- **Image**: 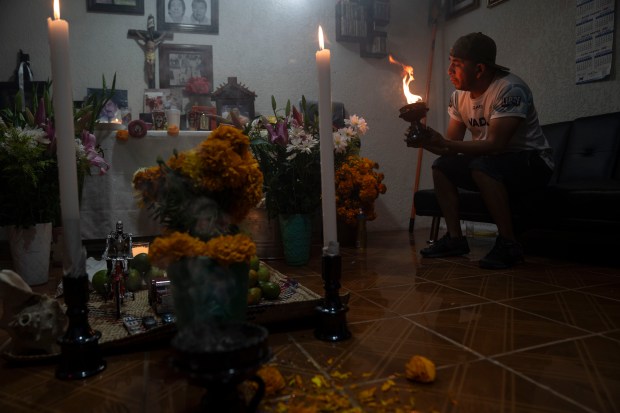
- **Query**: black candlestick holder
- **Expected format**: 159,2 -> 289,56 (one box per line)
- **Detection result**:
171,321 -> 270,413
399,101 -> 432,147
56,275 -> 106,380
315,251 -> 351,342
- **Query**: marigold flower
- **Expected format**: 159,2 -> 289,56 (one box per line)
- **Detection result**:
204,234 -> 256,266
116,129 -> 129,140
256,365 -> 286,396
404,355 -> 436,383
167,125 -> 179,136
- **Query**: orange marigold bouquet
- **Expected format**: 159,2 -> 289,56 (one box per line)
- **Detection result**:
132,125 -> 263,268
335,156 -> 387,226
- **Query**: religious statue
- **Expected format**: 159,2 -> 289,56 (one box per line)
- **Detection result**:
127,15 -> 172,88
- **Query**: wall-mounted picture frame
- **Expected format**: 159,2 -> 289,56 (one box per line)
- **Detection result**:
446,0 -> 479,19
157,0 -> 219,34
158,44 -> 213,90
487,0 -> 508,7
86,0 -> 144,15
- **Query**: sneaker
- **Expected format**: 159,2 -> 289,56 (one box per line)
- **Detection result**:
479,236 -> 524,269
420,233 -> 470,258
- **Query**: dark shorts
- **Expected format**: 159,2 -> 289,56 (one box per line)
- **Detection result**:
432,151 -> 553,195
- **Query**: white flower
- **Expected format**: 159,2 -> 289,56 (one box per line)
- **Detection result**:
345,114 -> 368,135
286,134 -> 317,158
19,126 -> 49,147
333,131 -> 350,154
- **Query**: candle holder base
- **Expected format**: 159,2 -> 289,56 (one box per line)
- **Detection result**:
314,254 -> 351,342
56,275 -> 106,380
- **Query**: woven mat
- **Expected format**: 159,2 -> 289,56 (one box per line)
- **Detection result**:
2,263 -> 321,362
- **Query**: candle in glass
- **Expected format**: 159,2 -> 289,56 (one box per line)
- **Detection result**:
316,26 -> 339,254
48,0 -> 82,276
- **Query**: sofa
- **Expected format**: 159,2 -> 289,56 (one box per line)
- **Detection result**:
413,111 -> 620,250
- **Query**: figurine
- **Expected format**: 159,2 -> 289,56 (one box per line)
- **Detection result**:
128,15 -> 170,88
102,220 -> 134,276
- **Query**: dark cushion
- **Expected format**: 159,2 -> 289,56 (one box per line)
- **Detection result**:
541,121 -> 571,184
557,112 -> 620,182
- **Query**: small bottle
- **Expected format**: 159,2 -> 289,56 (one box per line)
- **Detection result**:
355,209 -> 367,250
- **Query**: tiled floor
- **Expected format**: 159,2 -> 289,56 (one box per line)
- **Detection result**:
1,229 -> 619,412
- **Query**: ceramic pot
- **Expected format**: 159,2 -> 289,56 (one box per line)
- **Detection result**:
8,222 -> 52,286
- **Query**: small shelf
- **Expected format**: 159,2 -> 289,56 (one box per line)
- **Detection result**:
335,0 -> 390,59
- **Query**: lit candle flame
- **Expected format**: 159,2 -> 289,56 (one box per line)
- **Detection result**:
389,55 -> 422,104
53,0 -> 60,20
318,25 -> 325,50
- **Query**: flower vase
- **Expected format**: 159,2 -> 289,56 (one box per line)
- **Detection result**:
278,214 -> 312,266
166,257 -> 249,331
8,222 -> 52,286
336,220 -> 357,249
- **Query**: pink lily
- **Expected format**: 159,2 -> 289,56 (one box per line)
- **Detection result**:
81,130 -> 110,175
263,118 -> 289,146
292,105 -> 303,126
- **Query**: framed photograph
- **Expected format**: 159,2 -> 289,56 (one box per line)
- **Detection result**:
86,88 -> 128,122
158,44 -> 213,91
157,0 -> 219,34
144,89 -> 184,113
446,0 -> 479,19
86,0 -> 144,15
487,0 -> 508,7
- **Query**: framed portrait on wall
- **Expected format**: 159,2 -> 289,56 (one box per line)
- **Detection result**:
487,0 -> 508,7
157,0 -> 219,34
158,44 -> 213,90
446,0 -> 479,19
86,0 -> 144,15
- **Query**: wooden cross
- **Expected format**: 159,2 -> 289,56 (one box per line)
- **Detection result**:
127,15 -> 173,88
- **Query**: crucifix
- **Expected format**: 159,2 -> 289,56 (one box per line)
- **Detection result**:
127,14 -> 173,89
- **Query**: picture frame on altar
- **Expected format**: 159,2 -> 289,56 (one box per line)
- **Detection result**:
143,89 -> 183,113
158,44 -> 214,90
446,0 -> 479,19
156,0 -> 219,34
86,88 -> 128,123
86,0 -> 144,15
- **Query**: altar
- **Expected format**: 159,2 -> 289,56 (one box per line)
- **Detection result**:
80,131 -> 210,240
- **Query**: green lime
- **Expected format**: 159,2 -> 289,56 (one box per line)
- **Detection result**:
92,269 -> 109,294
248,287 -> 262,305
126,268 -> 143,292
145,266 -> 166,284
132,252 -> 151,274
248,269 -> 259,288
250,255 -> 260,271
257,265 -> 270,282
259,281 -> 281,300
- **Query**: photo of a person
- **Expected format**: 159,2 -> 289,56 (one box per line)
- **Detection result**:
87,88 -> 128,122
100,98 -> 121,122
190,0 -> 210,25
166,0 -> 187,23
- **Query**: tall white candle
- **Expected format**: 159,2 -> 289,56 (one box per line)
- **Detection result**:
48,0 -> 81,276
316,26 -> 339,255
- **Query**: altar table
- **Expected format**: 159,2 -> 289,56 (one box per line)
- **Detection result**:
80,131 -> 210,240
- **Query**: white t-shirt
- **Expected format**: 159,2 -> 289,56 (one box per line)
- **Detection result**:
448,71 -> 553,168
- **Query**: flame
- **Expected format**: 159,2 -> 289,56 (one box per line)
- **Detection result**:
389,55 -> 422,104
53,0 -> 60,20
318,26 -> 325,50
